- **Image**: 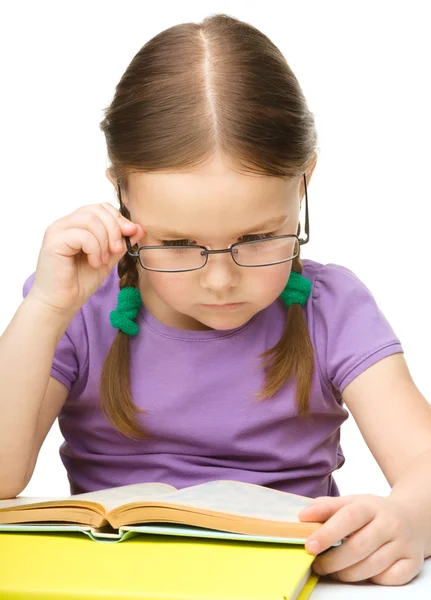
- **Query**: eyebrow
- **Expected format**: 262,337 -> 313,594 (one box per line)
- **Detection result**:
147,214 -> 290,238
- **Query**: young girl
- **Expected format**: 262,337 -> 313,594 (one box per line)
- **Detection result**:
1,12 -> 430,587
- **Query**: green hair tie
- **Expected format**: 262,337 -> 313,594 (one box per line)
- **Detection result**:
110,287 -> 143,336
280,271 -> 312,307
110,271 -> 311,337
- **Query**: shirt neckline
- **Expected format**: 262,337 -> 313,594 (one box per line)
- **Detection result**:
137,303 -> 260,340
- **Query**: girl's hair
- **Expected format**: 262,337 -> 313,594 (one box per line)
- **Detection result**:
99,13 -> 318,440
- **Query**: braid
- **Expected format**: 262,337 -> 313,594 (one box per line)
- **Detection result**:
117,203 -> 140,291
117,250 -> 140,291
254,220 -> 315,416
99,197 -> 149,441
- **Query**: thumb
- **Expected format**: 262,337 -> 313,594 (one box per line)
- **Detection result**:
130,224 -> 146,247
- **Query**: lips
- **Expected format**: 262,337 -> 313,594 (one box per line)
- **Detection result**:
203,302 -> 242,305
206,303 -> 240,306
201,302 -> 245,310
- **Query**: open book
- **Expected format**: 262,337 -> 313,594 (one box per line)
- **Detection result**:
0,479 -> 332,545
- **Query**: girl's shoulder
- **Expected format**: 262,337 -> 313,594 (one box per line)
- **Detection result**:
302,257 -> 363,284
22,267 -> 120,353
301,258 -> 377,301
21,268 -> 122,391
302,258 -> 403,397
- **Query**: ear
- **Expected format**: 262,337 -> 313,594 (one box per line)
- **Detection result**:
105,168 -> 129,208
307,153 -> 318,180
105,167 -> 118,188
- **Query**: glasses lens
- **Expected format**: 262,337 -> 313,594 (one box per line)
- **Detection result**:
139,246 -> 206,272
138,236 -> 299,272
233,236 -> 299,266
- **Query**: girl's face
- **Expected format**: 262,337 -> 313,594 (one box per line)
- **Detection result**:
107,156 -> 305,331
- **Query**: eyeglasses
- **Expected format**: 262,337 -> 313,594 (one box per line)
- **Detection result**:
118,172 -> 310,273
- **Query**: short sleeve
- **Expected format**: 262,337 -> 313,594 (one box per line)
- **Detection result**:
22,272 -> 87,391
312,263 -> 404,396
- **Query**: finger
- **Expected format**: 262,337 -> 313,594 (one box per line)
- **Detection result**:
100,202 -> 144,235
304,501 -> 375,554
55,205 -> 137,264
313,518 -> 393,575
319,540 -> 402,584
299,496 -> 355,522
54,209 -> 112,264
56,228 -> 104,269
100,201 -> 138,231
371,554 -> 423,586
99,202 -> 145,253
94,203 -> 134,258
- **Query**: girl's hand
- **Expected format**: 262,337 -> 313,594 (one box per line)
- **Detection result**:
28,202 -> 145,318
298,494 -> 425,585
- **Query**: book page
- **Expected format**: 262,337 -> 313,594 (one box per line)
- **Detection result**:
0,482 -> 177,512
71,482 -> 178,510
0,496 -> 70,510
160,480 -> 314,522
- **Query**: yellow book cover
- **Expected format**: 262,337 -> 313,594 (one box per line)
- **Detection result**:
0,531 -> 319,600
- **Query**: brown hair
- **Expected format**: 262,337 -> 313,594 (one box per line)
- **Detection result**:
99,13 -> 318,440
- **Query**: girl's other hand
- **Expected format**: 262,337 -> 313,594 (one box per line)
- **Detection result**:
28,202 -> 145,318
298,494 -> 424,585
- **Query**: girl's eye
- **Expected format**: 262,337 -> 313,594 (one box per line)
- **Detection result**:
240,232 -> 276,242
159,232 -> 277,247
160,239 -> 194,247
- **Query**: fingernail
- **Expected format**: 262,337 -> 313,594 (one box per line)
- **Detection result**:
307,540 -> 320,554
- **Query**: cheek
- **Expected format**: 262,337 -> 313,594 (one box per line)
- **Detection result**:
251,263 -> 292,301
146,272 -> 194,307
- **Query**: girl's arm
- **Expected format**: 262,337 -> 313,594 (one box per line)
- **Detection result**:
342,352 -> 431,555
297,352 -> 431,585
0,294 -> 73,498
342,353 -> 431,489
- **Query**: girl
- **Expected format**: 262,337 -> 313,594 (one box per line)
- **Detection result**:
1,13 -> 430,586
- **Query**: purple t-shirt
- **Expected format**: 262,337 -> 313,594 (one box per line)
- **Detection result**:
23,259 -> 403,498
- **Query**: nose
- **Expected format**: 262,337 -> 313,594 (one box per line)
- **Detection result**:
199,249 -> 240,292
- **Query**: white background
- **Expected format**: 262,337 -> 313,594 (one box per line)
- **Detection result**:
0,1 -> 429,499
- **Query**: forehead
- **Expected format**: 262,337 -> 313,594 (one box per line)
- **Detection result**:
127,167 -> 299,237
129,163 -> 295,191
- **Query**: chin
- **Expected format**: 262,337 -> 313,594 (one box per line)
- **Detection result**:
198,311 -> 254,330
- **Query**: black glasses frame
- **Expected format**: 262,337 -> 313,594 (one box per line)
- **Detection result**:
117,172 -> 310,273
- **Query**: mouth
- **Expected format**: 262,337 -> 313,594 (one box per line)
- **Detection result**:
201,303 -> 245,311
